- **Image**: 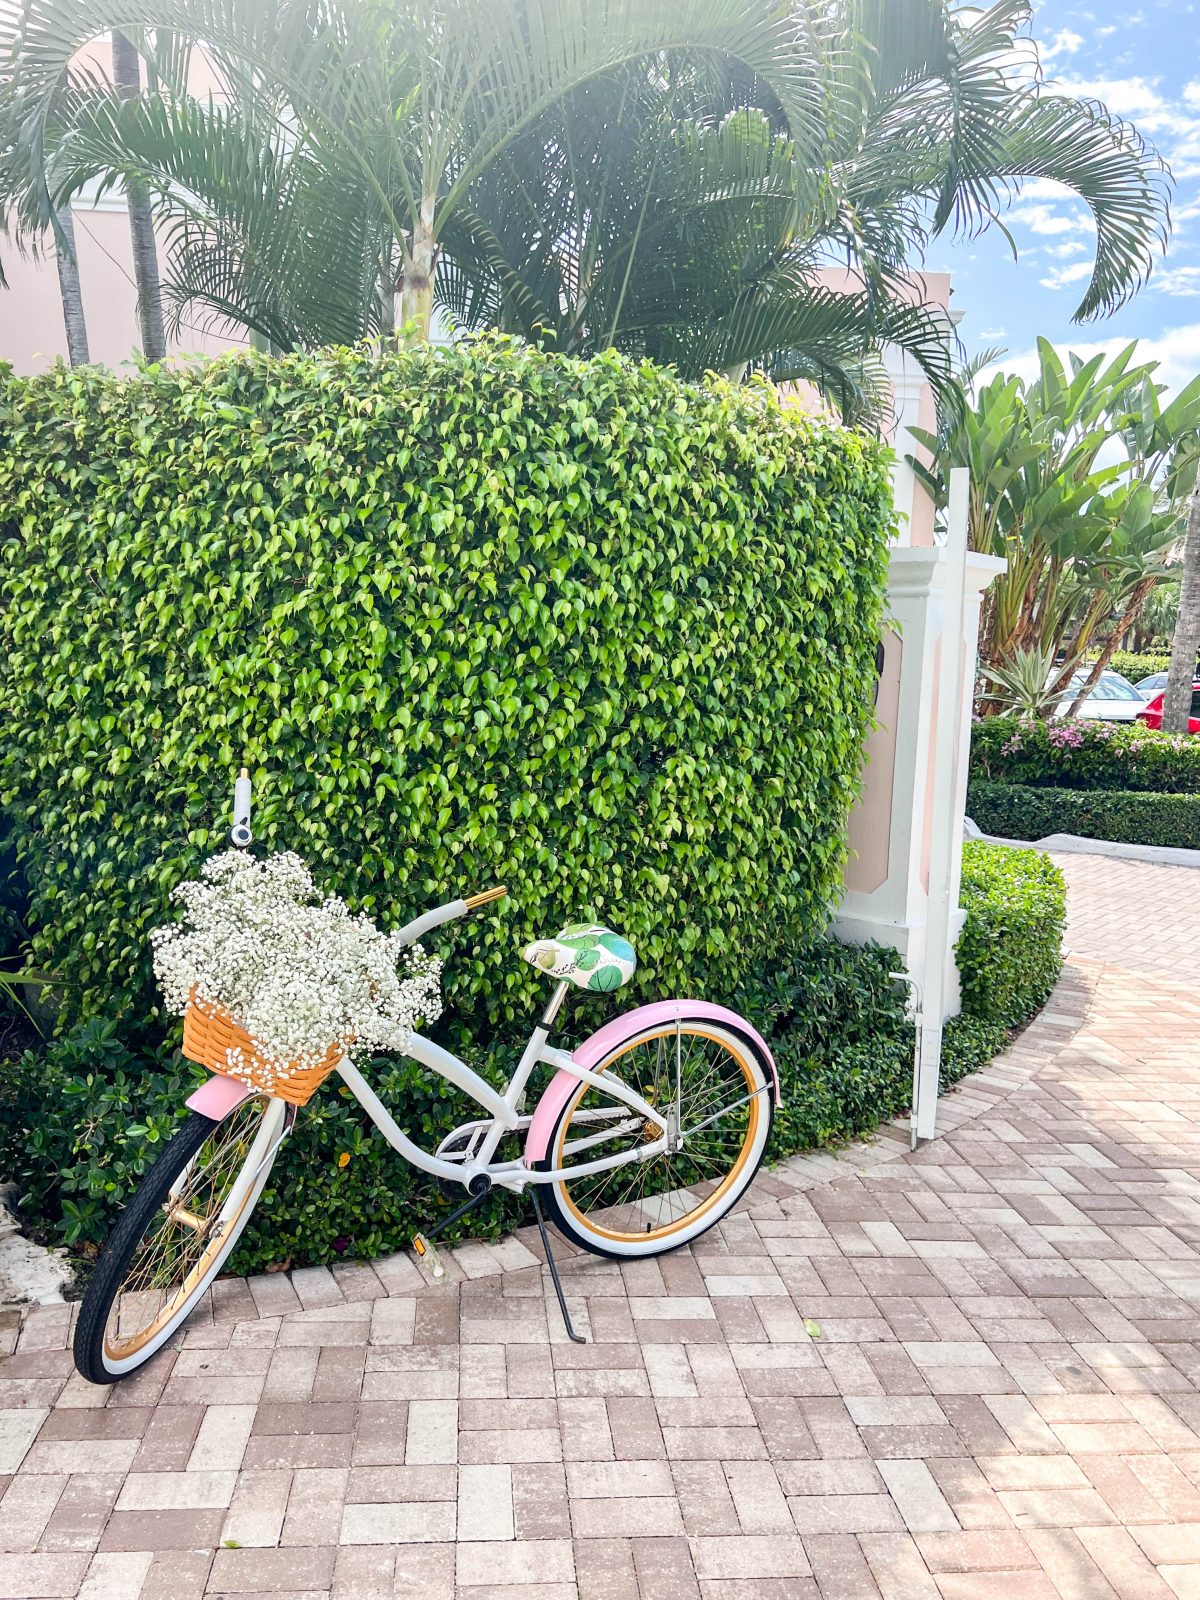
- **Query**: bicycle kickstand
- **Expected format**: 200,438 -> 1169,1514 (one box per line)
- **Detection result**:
530,1188 -> 586,1345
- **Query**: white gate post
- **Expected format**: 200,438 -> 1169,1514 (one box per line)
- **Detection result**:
912,469 -> 969,1141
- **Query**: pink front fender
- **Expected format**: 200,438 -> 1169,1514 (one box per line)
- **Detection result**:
186,1073 -> 255,1120
524,1001 -> 780,1166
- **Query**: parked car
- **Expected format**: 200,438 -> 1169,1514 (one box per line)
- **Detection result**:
1056,669 -> 1147,722
1134,670 -> 1169,697
1138,683 -> 1200,733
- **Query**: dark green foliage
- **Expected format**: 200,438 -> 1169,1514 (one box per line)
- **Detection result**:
0,336 -> 891,1034
969,779 -> 1200,851
955,840 -> 1065,1030
0,1019 -> 207,1247
4,840 -> 1063,1272
1108,650 -> 1171,682
971,715 -> 1200,794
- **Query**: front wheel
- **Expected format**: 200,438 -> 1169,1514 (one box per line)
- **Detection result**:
74,1095 -> 286,1384
537,1019 -> 774,1259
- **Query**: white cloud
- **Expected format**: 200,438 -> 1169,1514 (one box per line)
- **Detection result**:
1042,27 -> 1085,63
1011,177 -> 1077,202
1044,240 -> 1088,259
1184,81 -> 1200,111
1153,265 -> 1200,297
1039,261 -> 1094,290
1008,201 -> 1096,237
983,324 -> 1200,399
977,326 -> 1007,341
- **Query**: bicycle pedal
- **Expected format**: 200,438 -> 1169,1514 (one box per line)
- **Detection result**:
411,1232 -> 447,1283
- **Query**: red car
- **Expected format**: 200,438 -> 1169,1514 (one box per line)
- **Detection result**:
1138,683 -> 1200,733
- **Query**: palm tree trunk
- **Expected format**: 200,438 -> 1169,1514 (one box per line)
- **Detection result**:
1065,576 -> 1157,716
398,200 -> 436,341
53,203 -> 90,365
112,31 -> 166,361
1163,485 -> 1200,733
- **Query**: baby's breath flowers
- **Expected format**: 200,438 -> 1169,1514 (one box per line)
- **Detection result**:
153,850 -> 442,1090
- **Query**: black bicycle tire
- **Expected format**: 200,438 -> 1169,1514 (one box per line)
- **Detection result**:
534,1023 -> 775,1261
73,1109 -> 228,1384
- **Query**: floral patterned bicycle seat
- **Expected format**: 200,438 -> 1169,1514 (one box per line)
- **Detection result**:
521,923 -> 637,993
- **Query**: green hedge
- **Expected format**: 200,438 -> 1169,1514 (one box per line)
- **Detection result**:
1108,650 -> 1171,682
968,779 -> 1200,850
956,840 -> 1065,1029
971,716 -> 1200,794
1,846 -> 1062,1272
0,337 -> 890,1033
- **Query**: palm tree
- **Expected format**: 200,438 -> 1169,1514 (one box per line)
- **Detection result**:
0,69 -> 90,361
3,0 -> 1169,410
47,192 -> 88,361
1162,483 -> 1200,733
110,29 -> 165,359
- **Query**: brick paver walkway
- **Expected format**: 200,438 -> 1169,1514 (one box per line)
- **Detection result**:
4,853 -> 1200,1598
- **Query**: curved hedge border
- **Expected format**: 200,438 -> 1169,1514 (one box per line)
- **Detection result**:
956,839 -> 1066,1029
968,779 -> 1200,850
0,337 -> 891,1030
971,716 -> 1200,795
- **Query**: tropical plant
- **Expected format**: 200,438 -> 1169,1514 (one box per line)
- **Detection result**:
110,30 -> 165,359
1133,581 -> 1180,651
913,340 -> 1200,714
978,645 -> 1063,718
0,66 -> 89,360
1,0 -> 1169,415
1163,485 -> 1200,733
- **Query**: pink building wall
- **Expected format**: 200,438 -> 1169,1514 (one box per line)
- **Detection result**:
1,206 -> 246,372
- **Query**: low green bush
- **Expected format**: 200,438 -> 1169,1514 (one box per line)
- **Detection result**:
0,337 -> 891,1035
968,779 -> 1200,851
971,715 -> 1200,794
1108,650 -> 1172,682
955,840 -> 1065,1030
6,841 -> 1062,1272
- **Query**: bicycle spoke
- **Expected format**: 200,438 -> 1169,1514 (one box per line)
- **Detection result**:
103,1098 -> 270,1360
551,1027 -> 764,1244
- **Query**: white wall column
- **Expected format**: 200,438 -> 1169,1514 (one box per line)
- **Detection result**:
834,538 -> 1004,1030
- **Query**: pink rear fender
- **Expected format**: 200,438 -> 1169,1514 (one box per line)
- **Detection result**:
186,1073 -> 255,1120
524,1001 -> 780,1167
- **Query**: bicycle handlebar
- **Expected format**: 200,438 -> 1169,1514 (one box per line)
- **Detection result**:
395,886 -> 507,946
227,769 -> 505,940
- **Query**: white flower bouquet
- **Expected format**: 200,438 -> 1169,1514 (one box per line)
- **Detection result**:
152,850 -> 442,1097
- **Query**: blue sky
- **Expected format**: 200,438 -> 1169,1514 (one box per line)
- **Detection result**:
932,0 -> 1200,391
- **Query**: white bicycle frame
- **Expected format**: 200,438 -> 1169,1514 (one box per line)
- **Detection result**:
208,779 -> 674,1218
335,988 -> 670,1197
321,888 -> 674,1196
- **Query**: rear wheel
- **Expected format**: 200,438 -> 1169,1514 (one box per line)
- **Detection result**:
74,1096 -> 285,1384
537,1020 -> 773,1258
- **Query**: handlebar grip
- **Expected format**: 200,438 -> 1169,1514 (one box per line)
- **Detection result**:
231,768 -> 253,849
464,886 -> 508,910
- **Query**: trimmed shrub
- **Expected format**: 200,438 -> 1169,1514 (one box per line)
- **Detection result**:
971,715 -> 1200,795
1108,650 -> 1171,682
955,840 -> 1065,1030
0,337 -> 891,1036
968,779 -> 1200,851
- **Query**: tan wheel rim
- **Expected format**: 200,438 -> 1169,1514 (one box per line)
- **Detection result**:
102,1097 -> 269,1363
552,1026 -> 763,1245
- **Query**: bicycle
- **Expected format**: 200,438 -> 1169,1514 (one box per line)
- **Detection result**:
74,776 -> 779,1383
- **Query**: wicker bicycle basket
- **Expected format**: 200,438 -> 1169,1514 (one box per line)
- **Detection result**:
182,993 -> 345,1107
